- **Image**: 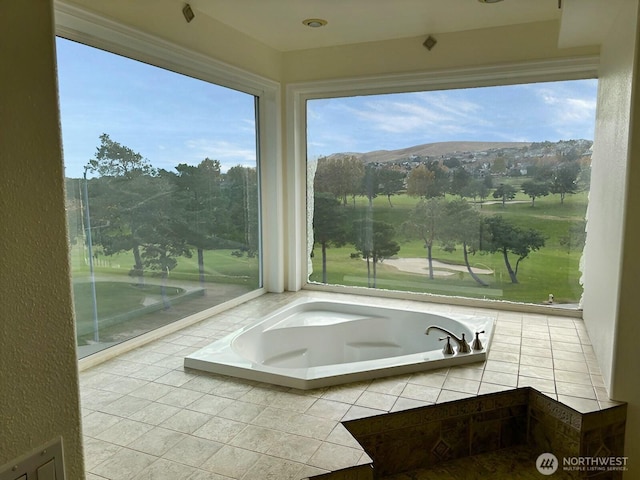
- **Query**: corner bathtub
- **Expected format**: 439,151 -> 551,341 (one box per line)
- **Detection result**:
184,298 -> 495,389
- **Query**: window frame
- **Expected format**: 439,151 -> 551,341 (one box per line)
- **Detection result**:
286,56 -> 599,314
54,1 -> 284,297
55,2 -> 286,367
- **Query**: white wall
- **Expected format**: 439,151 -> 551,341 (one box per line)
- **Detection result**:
0,0 -> 84,477
581,0 -> 640,474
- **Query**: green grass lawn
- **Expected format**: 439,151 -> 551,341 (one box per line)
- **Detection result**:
310,190 -> 587,305
69,187 -> 587,310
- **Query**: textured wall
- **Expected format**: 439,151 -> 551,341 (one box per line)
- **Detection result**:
0,0 -> 84,477
581,0 -> 640,475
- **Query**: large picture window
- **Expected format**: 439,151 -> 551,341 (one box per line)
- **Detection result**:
57,37 -> 262,357
307,79 -> 597,308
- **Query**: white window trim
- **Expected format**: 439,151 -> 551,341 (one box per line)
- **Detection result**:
286,56 -> 599,313
54,0 -> 284,294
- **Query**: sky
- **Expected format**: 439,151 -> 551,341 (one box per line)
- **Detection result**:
56,37 -> 598,178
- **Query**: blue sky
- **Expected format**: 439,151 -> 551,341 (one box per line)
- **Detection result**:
56,37 -> 598,178
307,80 -> 598,160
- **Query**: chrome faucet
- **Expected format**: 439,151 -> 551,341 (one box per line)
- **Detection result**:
425,326 -> 471,354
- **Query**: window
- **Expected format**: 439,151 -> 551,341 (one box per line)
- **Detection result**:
57,37 -> 263,357
306,79 -> 597,308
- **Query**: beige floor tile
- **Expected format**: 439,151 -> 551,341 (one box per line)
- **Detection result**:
408,371 -> 448,387
185,469 -> 232,480
447,363 -> 485,382
201,445 -> 262,478
437,389 -> 474,403
307,442 -> 363,471
304,398 -> 351,421
160,409 -> 212,434
517,376 -> 556,393
81,388 -> 124,411
484,359 -> 519,374
518,364 -> 554,381
557,395 -> 601,413
266,432 -> 322,462
129,402 -> 182,425
242,454 -> 306,480
129,426 -> 186,456
90,447 -> 157,480
555,381 -> 596,399
519,354 -> 553,369
193,416 -> 246,443
342,405 -> 385,422
95,418 -> 155,446
481,370 -> 518,387
400,383 -> 441,402
162,435 -> 223,468
553,370 -> 592,386
132,457 -> 197,480
390,397 -> 432,412
366,377 -> 407,396
99,395 -> 153,417
229,424 -> 284,453
187,394 -> 234,416
128,365 -> 173,382
155,370 -> 198,387
218,400 -> 265,423
354,391 -> 397,411
130,382 -> 176,401
442,376 -> 480,395
553,358 -> 590,373
82,411 -> 123,437
324,424 -> 363,449
157,388 -> 205,408
83,437 -> 122,470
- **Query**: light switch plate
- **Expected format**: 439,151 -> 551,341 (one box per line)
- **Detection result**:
0,437 -> 65,480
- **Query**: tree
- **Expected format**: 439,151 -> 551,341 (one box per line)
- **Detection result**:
166,158 -> 224,286
442,200 -> 488,286
312,193 -> 349,283
360,165 -> 379,207
87,134 -> 159,285
353,219 -> 400,288
377,167 -> 405,206
521,180 -> 550,207
402,198 -> 445,280
492,183 -> 517,207
314,156 -> 364,206
483,215 -> 545,284
223,165 -> 259,256
449,167 -> 472,198
461,178 -> 489,206
550,162 -> 581,204
406,164 -> 434,198
491,156 -> 507,174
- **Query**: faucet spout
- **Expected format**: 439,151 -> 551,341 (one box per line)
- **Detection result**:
425,326 -> 471,353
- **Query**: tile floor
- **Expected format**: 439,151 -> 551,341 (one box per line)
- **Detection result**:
80,291 -> 618,480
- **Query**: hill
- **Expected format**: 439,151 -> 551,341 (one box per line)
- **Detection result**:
326,141 -> 533,164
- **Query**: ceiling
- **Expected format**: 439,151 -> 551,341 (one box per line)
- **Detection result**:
187,0 -> 571,52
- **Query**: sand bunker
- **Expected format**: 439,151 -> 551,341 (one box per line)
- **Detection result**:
383,257 -> 493,277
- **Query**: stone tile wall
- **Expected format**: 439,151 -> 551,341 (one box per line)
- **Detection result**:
314,388 -> 627,479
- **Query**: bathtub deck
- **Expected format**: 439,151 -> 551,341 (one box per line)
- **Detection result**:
79,291 -> 618,480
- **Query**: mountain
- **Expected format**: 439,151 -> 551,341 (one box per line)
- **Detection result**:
326,141 -> 533,164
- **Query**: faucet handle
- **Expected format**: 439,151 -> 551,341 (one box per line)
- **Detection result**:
472,331 -> 485,351
458,332 -> 471,354
439,336 -> 455,355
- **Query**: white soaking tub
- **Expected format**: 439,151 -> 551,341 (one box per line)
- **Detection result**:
184,298 -> 495,389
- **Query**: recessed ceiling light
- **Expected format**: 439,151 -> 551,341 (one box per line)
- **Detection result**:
302,18 -> 328,28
